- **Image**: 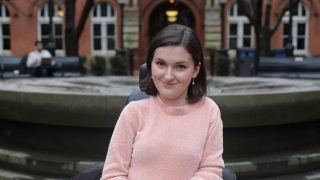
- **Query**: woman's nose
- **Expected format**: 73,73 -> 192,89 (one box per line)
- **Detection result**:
163,68 -> 174,80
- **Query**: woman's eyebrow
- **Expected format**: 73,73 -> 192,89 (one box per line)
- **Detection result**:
153,57 -> 165,61
176,61 -> 190,65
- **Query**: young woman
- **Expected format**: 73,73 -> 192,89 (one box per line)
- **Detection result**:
101,24 -> 224,179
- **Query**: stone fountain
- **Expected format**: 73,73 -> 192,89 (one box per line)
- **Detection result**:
0,76 -> 320,179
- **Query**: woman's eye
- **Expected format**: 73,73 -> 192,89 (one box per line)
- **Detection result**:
156,61 -> 165,67
176,65 -> 186,71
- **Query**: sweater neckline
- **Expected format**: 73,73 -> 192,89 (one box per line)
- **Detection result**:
152,95 -> 204,116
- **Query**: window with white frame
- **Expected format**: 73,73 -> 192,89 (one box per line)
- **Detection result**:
228,3 -> 253,49
0,4 -> 10,53
282,3 -> 308,54
91,2 -> 116,54
38,3 -> 63,52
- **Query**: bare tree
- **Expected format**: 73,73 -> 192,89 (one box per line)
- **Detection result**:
237,0 -> 300,75
64,0 -> 94,56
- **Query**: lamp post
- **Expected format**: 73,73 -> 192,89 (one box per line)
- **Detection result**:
47,0 -> 55,56
219,0 -> 227,50
286,0 -> 294,57
118,0 -> 126,49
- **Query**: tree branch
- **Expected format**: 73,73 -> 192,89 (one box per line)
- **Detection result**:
270,0 -> 300,35
75,0 -> 94,40
237,0 -> 255,24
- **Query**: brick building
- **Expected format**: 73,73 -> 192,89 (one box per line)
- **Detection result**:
0,0 -> 319,74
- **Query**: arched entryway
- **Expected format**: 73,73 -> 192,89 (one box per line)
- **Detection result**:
149,1 -> 195,39
135,0 -> 202,74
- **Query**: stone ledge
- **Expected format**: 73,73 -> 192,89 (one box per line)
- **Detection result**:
0,168 -> 68,180
0,146 -> 98,178
225,146 -> 320,178
1,77 -> 320,128
1,144 -> 320,179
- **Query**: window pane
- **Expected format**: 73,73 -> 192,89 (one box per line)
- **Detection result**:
93,6 -> 97,17
110,5 -> 114,16
108,38 -> 115,50
244,24 -> 251,35
40,6 -> 45,17
55,24 -> 62,35
42,38 -> 50,46
229,24 -> 237,35
297,38 -> 305,49
41,24 -> 50,36
5,6 -> 9,17
2,24 -> 10,35
297,23 -> 305,35
292,5 -> 298,16
55,38 -> 62,49
229,5 -> 234,16
283,23 -> 289,36
94,24 -> 101,36
107,24 -> 114,35
94,38 -> 101,50
301,5 -> 306,16
237,4 -> 246,16
101,4 -> 107,17
229,38 -> 237,49
243,38 -> 251,47
3,38 -> 10,50
283,38 -> 289,47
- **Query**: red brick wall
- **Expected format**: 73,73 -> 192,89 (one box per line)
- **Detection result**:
4,0 -> 320,58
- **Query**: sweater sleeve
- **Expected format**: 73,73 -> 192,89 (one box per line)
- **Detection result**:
101,103 -> 138,180
190,105 -> 225,180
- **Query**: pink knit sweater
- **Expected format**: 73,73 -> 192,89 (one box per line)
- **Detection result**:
101,96 -> 224,180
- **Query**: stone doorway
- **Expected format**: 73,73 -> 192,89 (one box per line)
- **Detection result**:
149,1 -> 195,40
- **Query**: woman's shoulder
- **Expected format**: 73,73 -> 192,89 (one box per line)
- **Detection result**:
125,97 -> 151,111
201,96 -> 219,109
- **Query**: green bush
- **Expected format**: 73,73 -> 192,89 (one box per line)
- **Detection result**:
91,56 -> 106,76
111,54 -> 128,76
216,54 -> 230,76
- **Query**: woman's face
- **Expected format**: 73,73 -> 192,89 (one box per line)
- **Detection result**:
151,45 -> 200,106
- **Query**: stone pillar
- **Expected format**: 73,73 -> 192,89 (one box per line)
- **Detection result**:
123,5 -> 139,49
132,0 -> 138,6
122,3 -> 139,75
204,0 -> 222,75
204,3 -> 221,49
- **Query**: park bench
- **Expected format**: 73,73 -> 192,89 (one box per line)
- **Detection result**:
53,56 -> 82,77
0,55 -> 82,78
0,56 -> 26,78
257,57 -> 320,78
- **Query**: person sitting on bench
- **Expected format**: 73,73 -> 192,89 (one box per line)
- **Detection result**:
26,40 -> 58,77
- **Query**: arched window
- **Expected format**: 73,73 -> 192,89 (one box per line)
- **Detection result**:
282,3 -> 308,55
0,4 -> 10,53
91,2 -> 116,54
227,3 -> 253,49
38,2 -> 63,53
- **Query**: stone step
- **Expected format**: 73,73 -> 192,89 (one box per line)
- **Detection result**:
225,145 -> 320,179
0,144 -> 320,179
259,169 -> 320,180
0,145 -> 100,178
0,167 -> 68,180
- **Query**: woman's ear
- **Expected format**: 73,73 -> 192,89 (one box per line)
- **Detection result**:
193,62 -> 201,78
